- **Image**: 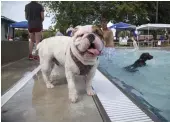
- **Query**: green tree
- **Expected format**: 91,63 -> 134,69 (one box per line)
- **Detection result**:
157,1 -> 170,24
40,1 -> 170,32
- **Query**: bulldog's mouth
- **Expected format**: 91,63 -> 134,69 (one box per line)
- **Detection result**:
75,33 -> 103,57
86,34 -> 102,56
87,48 -> 100,56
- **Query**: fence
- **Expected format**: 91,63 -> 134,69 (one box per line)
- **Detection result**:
114,40 -> 170,47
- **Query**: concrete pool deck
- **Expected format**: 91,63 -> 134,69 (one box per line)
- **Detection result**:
1,59 -> 103,122
1,58 -> 39,95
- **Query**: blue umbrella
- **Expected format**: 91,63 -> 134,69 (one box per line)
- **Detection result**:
110,22 -> 136,29
10,21 -> 28,28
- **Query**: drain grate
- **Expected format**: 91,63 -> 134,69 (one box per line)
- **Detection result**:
92,70 -> 153,122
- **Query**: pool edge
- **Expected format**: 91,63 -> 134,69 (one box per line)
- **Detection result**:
92,95 -> 112,122
97,68 -> 164,122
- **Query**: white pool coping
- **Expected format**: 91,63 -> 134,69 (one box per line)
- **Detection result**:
92,70 -> 154,122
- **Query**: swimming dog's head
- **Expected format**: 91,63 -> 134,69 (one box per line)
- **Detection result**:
139,53 -> 153,61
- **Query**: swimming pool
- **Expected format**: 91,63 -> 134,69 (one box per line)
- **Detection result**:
98,49 -> 170,122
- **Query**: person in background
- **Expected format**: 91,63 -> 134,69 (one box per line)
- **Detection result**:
66,24 -> 74,36
100,14 -> 115,60
55,29 -> 64,36
168,30 -> 170,45
25,1 -> 44,60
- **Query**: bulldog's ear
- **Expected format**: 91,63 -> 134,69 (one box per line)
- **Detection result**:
92,25 -> 104,40
72,28 -> 78,37
70,26 -> 80,37
71,26 -> 79,36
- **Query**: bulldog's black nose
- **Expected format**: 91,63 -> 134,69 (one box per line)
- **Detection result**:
87,34 -> 95,43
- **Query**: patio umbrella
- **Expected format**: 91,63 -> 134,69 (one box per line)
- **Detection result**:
110,22 -> 136,30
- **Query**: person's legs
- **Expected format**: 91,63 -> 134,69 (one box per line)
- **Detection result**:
29,32 -> 35,60
35,31 -> 42,47
29,40 -> 34,54
34,31 -> 42,60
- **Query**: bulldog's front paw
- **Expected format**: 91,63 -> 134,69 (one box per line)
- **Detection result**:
46,83 -> 54,88
86,87 -> 95,96
69,93 -> 78,103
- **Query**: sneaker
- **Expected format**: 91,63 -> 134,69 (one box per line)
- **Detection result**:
34,55 -> 39,61
29,54 -> 34,60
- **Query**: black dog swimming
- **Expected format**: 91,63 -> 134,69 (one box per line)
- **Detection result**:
124,53 -> 153,72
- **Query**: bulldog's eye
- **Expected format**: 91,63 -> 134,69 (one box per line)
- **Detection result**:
94,29 -> 104,40
78,34 -> 84,37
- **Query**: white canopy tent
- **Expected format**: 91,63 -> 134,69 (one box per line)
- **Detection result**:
136,23 -> 170,40
136,23 -> 170,46
136,23 -> 170,30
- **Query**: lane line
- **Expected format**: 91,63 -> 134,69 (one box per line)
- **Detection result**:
1,65 -> 41,107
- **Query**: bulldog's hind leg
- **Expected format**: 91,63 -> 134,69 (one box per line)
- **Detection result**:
40,58 -> 54,88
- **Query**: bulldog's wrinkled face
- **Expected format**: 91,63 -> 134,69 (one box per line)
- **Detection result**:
73,25 -> 104,58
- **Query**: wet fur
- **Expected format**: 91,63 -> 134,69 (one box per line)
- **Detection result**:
124,53 -> 153,72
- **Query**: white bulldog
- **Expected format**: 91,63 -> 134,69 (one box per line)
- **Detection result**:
37,25 -> 104,103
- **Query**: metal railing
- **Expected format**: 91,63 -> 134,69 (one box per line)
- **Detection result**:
114,40 -> 170,48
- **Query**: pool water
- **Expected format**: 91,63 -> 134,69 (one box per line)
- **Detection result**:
98,49 -> 170,122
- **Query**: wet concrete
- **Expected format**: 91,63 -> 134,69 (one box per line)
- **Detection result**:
2,71 -> 102,122
1,58 -> 39,95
